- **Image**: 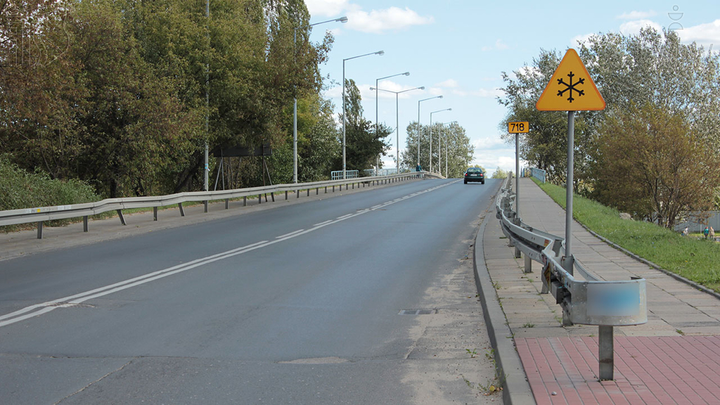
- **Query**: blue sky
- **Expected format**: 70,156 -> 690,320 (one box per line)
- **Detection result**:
304,0 -> 720,176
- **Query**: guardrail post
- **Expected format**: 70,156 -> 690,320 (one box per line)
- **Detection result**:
285,191 -> 288,200
83,216 -> 89,231
203,201 -> 208,213
178,203 -> 185,216
225,199 -> 229,209
117,210 -> 127,225
258,194 -> 262,204
325,186 -> 327,194
599,325 -> 614,380
37,221 -> 43,239
316,188 -> 319,195
524,254 -> 532,273
332,185 -> 335,192
307,189 -> 310,197
243,197 -> 247,206
153,208 -> 158,221
296,190 -> 300,198
515,246 -> 521,258
271,193 -> 275,202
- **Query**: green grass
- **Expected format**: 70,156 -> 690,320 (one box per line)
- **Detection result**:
0,156 -> 102,231
531,177 -> 720,293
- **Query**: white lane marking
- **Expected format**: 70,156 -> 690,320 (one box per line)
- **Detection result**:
276,229 -> 305,239
0,180 -> 458,328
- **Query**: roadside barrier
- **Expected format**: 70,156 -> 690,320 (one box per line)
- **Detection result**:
495,175 -> 647,380
0,172 -> 425,239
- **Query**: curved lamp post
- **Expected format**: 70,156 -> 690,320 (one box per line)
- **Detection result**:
416,96 -> 442,170
342,50 -> 384,179
429,108 -> 451,174
374,72 -> 409,175
293,16 -> 347,183
370,86 -> 425,173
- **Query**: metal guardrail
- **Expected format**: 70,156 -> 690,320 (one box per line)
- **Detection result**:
1,172 -> 425,239
495,174 -> 647,380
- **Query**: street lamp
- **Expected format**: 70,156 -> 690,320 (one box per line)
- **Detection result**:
371,86 -> 424,173
343,50 -> 384,179
293,16 -> 348,183
417,96 -> 442,170
430,108 -> 451,173
375,72 -> 409,175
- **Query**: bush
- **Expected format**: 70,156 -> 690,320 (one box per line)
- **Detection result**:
0,156 -> 101,231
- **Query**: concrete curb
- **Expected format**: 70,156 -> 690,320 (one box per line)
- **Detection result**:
473,189 -> 535,405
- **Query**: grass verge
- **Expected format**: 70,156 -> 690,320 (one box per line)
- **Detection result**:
531,177 -> 720,293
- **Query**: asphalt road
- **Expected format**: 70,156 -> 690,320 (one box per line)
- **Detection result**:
0,178 -> 502,404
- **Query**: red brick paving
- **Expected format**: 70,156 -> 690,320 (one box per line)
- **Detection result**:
517,336 -> 720,404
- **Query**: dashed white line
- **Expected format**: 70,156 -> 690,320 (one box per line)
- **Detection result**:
0,181 -> 458,328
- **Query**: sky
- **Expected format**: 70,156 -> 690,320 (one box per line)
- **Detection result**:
303,0 -> 720,177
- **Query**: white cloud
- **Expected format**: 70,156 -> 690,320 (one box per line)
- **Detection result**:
482,39 -> 509,51
307,1 -> 433,34
618,19 -> 663,36
617,10 -> 657,20
436,79 -> 460,88
305,0 -> 351,17
346,7 -> 434,34
473,88 -> 504,98
677,19 -> 720,50
572,33 -> 594,47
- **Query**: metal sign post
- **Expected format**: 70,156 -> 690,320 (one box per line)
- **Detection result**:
507,121 -> 529,221
536,48 -> 613,379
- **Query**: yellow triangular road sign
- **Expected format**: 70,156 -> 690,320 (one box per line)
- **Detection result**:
536,49 -> 605,111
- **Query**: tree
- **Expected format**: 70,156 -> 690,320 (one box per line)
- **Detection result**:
592,103 -> 720,228
492,167 -> 508,179
340,79 -> 391,172
498,50 -> 594,189
402,121 -> 473,177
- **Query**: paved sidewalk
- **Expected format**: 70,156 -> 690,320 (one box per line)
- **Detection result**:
481,178 -> 720,404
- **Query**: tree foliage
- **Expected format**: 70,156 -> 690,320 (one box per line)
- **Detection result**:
402,121 -> 473,177
0,0 -> 338,198
592,103 -> 720,228
498,28 -> 720,219
341,79 -> 391,173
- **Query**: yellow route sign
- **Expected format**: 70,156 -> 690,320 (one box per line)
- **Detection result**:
508,121 -> 529,133
536,49 -> 605,111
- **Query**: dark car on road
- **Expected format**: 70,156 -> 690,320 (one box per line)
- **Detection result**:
463,167 -> 485,184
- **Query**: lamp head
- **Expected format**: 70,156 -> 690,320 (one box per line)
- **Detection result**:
376,50 -> 385,56
419,86 -> 426,90
403,72 -> 410,76
338,16 -> 348,23
438,95 -> 443,99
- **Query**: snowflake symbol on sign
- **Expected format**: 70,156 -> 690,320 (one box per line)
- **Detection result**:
556,71 -> 585,103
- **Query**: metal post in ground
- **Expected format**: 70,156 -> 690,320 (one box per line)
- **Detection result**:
599,325 -> 614,380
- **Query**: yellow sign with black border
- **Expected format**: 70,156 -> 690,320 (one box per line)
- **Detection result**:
536,49 -> 605,111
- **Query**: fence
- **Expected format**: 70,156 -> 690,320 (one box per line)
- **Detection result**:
330,170 -> 359,180
530,167 -> 546,183
1,172 -> 424,239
